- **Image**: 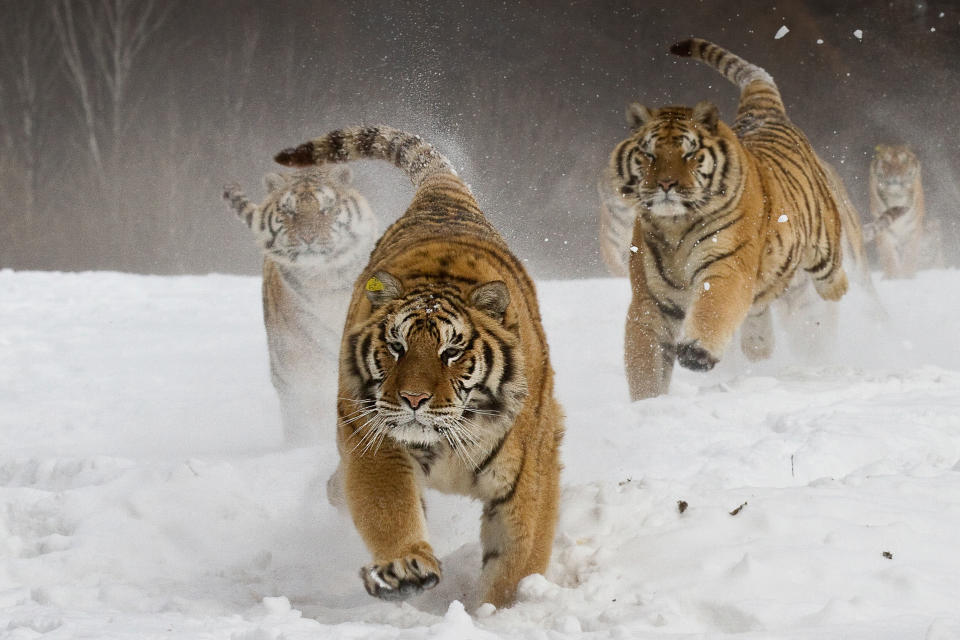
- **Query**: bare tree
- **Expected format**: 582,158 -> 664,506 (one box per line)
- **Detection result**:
0,2 -> 59,225
50,0 -> 174,232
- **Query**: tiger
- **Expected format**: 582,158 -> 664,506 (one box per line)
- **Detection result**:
597,165 -> 635,277
274,125 -> 564,608
599,127 -> 897,286
222,166 -> 378,445
608,37 -> 860,400
869,144 -> 938,277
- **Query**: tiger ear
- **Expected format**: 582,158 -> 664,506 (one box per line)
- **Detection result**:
364,271 -> 403,308
470,281 -> 510,321
626,103 -> 653,129
263,172 -> 286,193
692,101 -> 719,134
329,165 -> 353,185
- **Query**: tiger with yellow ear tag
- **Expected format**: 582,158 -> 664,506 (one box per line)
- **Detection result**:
275,125 -> 564,608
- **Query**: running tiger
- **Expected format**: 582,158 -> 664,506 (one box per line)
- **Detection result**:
869,144 -> 937,277
223,167 -> 378,445
609,37 -> 856,400
599,135 -> 899,284
274,126 -> 564,608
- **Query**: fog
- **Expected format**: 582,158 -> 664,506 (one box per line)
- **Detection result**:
1,0 -> 957,279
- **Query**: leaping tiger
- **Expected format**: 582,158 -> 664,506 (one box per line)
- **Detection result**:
274,125 -> 564,608
609,37 -> 864,399
223,166 -> 378,445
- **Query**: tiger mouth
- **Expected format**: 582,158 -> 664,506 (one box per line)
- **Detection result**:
644,193 -> 691,216
389,418 -> 446,445
276,244 -> 338,262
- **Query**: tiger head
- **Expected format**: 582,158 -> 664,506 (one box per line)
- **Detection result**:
610,102 -> 740,218
872,145 -> 919,206
257,166 -> 376,268
343,272 -> 527,458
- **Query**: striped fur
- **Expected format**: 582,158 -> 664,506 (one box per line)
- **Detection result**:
597,165 -> 635,277
610,38 -> 854,399
275,125 -> 564,608
869,145 -> 936,277
222,167 -> 378,445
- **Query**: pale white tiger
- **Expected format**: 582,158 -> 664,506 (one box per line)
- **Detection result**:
223,166 -> 378,445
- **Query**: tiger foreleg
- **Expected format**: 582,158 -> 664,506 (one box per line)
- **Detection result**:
876,233 -> 902,279
900,233 -> 923,278
624,297 -> 676,399
740,305 -> 774,361
341,429 -> 441,601
679,267 -> 756,371
478,454 -> 559,608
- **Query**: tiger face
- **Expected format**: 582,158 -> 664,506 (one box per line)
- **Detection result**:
872,145 -> 919,207
611,102 -> 731,218
258,166 -> 376,268
344,272 -> 527,459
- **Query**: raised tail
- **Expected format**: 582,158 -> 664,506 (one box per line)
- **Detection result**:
862,206 -> 908,243
670,38 -> 785,116
274,125 -> 458,191
222,183 -> 257,229
671,38 -> 775,89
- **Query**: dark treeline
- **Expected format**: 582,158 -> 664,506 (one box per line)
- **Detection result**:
1,0 -> 958,278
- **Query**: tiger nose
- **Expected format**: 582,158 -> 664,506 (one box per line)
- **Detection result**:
298,229 -> 318,243
400,391 -> 432,410
658,178 -> 677,192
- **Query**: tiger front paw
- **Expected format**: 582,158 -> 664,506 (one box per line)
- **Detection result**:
360,552 -> 441,601
677,340 -> 718,371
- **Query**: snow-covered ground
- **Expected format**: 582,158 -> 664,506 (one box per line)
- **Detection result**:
2,268 -> 959,639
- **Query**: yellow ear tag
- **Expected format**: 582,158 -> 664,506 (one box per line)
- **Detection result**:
365,276 -> 384,292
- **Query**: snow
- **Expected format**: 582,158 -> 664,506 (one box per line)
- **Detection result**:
774,26 -> 790,40
2,268 -> 960,638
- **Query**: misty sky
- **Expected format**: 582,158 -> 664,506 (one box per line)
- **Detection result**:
1,0 -> 957,277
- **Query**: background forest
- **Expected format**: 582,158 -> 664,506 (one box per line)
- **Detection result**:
1,0 -> 957,278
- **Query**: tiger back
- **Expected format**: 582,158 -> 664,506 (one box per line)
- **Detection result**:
869,144 -> 935,277
223,167 -> 378,445
608,38 -> 852,399
274,125 -> 564,608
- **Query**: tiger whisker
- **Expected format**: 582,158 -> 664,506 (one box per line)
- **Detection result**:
341,408 -> 380,425
349,420 -> 381,455
358,419 -> 388,457
351,413 -> 392,455
464,408 -> 502,417
446,426 -> 480,471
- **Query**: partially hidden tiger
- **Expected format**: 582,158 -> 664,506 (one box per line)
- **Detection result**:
222,167 -> 378,445
274,125 -> 564,608
869,144 -> 941,278
608,37 -> 868,400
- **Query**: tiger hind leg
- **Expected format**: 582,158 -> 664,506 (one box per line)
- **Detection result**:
740,306 -> 774,361
810,259 -> 848,301
777,277 -> 840,361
